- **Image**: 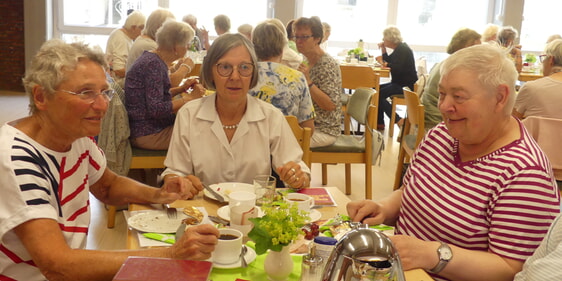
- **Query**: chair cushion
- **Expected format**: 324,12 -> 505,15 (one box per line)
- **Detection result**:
131,147 -> 168,157
311,135 -> 365,153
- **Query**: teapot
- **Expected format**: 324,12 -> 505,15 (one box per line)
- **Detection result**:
321,225 -> 405,281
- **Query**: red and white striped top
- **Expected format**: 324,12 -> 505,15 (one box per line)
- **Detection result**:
397,121 -> 560,265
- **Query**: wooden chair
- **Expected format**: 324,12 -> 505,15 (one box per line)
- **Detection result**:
389,74 -> 427,137
285,115 -> 312,168
310,87 -> 378,199
393,88 -> 425,190
340,65 -> 380,134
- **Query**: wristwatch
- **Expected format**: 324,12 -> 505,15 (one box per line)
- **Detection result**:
429,242 -> 452,274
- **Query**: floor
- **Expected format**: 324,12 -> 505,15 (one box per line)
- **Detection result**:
0,92 -> 404,251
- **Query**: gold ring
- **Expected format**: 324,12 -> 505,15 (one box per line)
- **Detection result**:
290,168 -> 296,174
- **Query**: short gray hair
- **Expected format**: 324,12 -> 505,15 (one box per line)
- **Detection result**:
123,10 -> 146,29
214,14 -> 231,32
156,20 -> 194,52
440,44 -> 518,114
200,33 -> 258,90
383,26 -> 403,44
252,20 -> 287,60
22,39 -> 107,114
143,8 -> 175,39
544,39 -> 562,71
182,14 -> 197,25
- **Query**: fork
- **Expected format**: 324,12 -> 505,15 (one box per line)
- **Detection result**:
163,204 -> 177,219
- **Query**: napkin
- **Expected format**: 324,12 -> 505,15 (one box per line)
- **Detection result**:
143,233 -> 175,244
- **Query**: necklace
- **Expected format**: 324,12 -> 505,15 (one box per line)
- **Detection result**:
222,123 -> 239,130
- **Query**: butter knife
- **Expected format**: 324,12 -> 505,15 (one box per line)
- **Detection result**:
203,184 -> 226,203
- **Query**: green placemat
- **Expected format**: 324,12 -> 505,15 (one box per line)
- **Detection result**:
210,242 -> 302,281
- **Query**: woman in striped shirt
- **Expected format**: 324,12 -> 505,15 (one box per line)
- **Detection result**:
347,44 -> 560,281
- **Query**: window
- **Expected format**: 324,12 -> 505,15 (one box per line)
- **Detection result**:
520,0 -> 562,52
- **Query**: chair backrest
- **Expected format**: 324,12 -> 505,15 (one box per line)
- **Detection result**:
285,115 -> 312,167
340,65 -> 381,93
413,73 -> 428,97
522,116 -> 562,180
403,88 -> 425,148
346,87 -> 376,126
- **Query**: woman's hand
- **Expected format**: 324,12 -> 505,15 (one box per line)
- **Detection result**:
277,162 -> 310,189
159,175 -> 200,201
170,224 -> 219,260
297,63 -> 311,84
346,200 -> 386,225
389,235 -> 440,271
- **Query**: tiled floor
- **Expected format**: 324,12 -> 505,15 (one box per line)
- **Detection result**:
0,92 -> 404,250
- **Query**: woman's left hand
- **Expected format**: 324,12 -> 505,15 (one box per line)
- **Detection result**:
277,162 -> 309,189
389,235 -> 440,271
159,175 -> 199,202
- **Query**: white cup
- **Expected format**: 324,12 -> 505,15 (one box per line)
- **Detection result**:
229,191 -> 256,210
230,205 -> 258,237
285,193 -> 314,213
212,228 -> 243,264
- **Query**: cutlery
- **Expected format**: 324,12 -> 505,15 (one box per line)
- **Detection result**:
162,204 -> 177,219
203,184 -> 226,203
208,215 -> 230,226
239,245 -> 248,268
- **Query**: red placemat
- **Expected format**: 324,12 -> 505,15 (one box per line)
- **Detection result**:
113,257 -> 212,281
298,188 -> 336,206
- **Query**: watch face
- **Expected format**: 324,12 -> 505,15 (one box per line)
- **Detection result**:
440,247 -> 453,260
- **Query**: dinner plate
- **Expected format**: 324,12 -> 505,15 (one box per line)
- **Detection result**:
127,211 -> 189,233
308,209 -> 322,222
217,205 -> 264,221
213,246 -> 257,269
204,182 -> 255,202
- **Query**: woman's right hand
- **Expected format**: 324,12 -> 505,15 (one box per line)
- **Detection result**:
346,200 -> 386,225
170,224 -> 219,260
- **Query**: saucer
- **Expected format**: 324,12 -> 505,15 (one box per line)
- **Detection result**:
213,246 -> 257,269
308,209 -> 322,222
217,205 -> 264,221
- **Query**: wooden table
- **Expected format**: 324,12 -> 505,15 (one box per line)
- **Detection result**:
127,187 -> 432,280
518,71 -> 543,82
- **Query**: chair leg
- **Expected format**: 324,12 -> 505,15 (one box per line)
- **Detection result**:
389,101 -> 397,137
321,164 -> 328,185
107,205 -> 117,228
345,163 -> 351,195
393,147 -> 407,190
365,162 -> 372,200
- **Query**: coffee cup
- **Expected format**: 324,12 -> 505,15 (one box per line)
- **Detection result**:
229,191 -> 256,210
285,193 -> 314,213
212,228 -> 243,264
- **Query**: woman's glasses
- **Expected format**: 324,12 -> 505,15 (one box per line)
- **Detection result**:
215,63 -> 254,77
59,89 -> 115,103
539,54 -> 548,63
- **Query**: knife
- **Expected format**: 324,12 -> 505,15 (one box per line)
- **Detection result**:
203,184 -> 226,203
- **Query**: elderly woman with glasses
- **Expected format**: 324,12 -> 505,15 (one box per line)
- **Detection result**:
160,33 -> 311,192
294,16 -> 342,148
126,20 -> 205,150
0,39 -> 219,280
513,39 -> 562,120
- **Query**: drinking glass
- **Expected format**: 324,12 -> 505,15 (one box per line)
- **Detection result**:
253,175 -> 276,205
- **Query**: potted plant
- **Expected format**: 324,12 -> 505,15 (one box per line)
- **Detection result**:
248,202 -> 308,281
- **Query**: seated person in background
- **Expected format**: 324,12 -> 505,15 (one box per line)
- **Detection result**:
294,16 -> 342,148
513,39 -> 562,120
514,213 -> 562,281
375,26 -> 417,130
482,23 -> 499,43
160,34 -> 310,192
249,18 -> 315,131
126,20 -> 205,150
213,14 -> 231,36
497,25 -> 523,73
183,14 -> 209,50
320,21 -> 331,51
105,10 -> 145,88
547,34 -> 562,44
347,44 -> 560,281
182,14 -> 203,51
282,19 -> 303,69
0,39 -> 218,280
237,23 -> 253,40
422,28 -> 481,129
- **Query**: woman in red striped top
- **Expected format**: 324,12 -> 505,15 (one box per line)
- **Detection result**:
347,44 -> 560,281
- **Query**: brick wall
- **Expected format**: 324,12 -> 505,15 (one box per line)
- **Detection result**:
0,1 -> 25,92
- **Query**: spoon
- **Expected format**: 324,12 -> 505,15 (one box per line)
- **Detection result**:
239,245 -> 248,268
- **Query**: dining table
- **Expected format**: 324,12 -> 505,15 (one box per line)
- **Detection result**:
518,71 -> 543,82
126,186 -> 433,281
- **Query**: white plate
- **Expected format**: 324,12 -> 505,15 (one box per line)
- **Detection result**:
308,209 -> 322,222
204,182 -> 255,202
127,211 -> 190,233
213,246 -> 257,269
217,205 -> 264,221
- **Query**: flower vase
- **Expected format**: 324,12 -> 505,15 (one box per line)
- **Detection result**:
264,245 -> 293,281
